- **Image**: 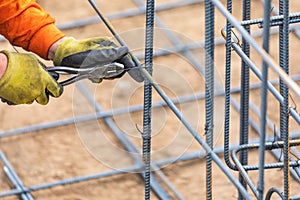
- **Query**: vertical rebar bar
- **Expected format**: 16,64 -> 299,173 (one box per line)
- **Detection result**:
143,0 -> 155,199
205,0 -> 215,199
279,0 -> 290,199
238,1 -> 251,199
258,0 -> 272,198
223,0 -> 238,171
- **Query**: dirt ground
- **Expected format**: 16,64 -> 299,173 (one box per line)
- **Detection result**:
0,0 -> 300,199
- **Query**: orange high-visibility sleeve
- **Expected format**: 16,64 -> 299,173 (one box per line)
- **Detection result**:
0,0 -> 66,59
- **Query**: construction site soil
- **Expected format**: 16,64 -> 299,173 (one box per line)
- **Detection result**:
0,0 -> 300,199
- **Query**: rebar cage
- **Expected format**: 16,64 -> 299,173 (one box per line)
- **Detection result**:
0,0 -> 300,199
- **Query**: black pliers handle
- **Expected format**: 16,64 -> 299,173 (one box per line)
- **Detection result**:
47,62 -> 125,86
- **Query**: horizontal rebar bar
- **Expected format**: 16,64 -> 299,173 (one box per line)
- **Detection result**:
266,0 -> 300,39
239,12 -> 300,27
154,130 -> 300,166
58,0 -> 203,31
0,164 -> 144,198
232,140 -> 300,167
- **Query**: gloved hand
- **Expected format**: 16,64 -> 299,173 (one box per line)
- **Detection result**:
53,36 -> 127,71
53,36 -> 144,82
0,50 -> 63,105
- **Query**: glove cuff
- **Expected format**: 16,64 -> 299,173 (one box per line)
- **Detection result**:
0,50 -> 24,103
0,50 -> 16,87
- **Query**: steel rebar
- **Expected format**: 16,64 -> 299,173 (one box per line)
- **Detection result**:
265,187 -> 284,200
205,0 -> 215,199
279,0 -> 291,199
223,0 -> 237,171
239,12 -> 300,28
142,0 -> 155,199
258,0 -> 272,198
238,1 -> 251,198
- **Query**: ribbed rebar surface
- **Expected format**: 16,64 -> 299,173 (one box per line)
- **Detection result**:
205,0 -> 215,199
279,0 -> 291,199
238,1 -> 251,198
142,0 -> 155,199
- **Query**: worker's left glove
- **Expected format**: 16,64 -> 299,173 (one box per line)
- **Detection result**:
53,37 -> 129,79
0,51 -> 63,105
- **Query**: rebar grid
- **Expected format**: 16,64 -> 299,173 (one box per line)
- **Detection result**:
0,0 -> 300,199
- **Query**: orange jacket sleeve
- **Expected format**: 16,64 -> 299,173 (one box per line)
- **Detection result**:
0,0 -> 66,59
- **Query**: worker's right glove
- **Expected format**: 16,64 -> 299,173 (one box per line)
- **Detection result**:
53,36 -> 128,68
0,50 -> 63,105
53,37 -> 144,82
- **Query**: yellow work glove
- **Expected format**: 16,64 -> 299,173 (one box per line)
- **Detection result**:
53,37 -> 127,78
53,37 -> 144,82
0,50 -> 63,105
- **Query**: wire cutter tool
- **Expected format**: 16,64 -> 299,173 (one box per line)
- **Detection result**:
46,62 -> 125,86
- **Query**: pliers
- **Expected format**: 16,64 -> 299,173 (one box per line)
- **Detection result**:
46,62 -> 125,86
